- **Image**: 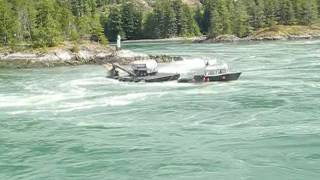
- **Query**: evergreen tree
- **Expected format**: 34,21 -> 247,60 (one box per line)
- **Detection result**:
209,6 -> 223,37
163,1 -> 178,38
219,0 -> 232,34
195,6 -> 205,33
208,0 -> 232,37
264,0 -> 278,26
91,16 -> 108,45
106,6 -> 123,41
233,0 -> 250,37
299,0 -> 318,25
203,0 -> 214,33
246,0 -> 266,29
279,0 -> 295,25
172,0 -> 184,35
183,5 -> 201,36
121,2 -> 142,40
33,0 -> 62,47
143,13 -> 159,39
0,0 -> 19,46
2,0 -> 320,47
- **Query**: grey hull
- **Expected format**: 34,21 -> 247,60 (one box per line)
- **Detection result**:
116,73 -> 180,83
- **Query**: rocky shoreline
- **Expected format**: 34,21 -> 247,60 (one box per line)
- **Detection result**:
2,25 -> 319,69
195,25 -> 320,43
0,43 -> 183,69
196,34 -> 320,43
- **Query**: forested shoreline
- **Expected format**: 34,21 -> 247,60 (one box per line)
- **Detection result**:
1,0 -> 320,48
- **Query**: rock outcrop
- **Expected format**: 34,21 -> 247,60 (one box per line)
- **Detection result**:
196,25 -> 320,43
0,43 -> 183,69
197,35 -> 240,43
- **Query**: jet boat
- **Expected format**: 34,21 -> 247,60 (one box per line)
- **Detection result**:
178,63 -> 241,83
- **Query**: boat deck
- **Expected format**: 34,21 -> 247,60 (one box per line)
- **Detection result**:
117,73 -> 180,82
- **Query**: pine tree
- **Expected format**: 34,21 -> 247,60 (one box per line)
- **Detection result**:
3,0 -> 320,47
264,0 -> 278,26
183,5 -> 201,36
106,6 -> 123,41
0,0 -> 19,46
57,0 -> 74,38
209,6 -> 223,37
208,0 -> 231,37
233,0 -> 250,37
33,0 -> 62,47
219,0 -> 232,34
247,0 -> 266,29
279,0 -> 295,25
143,13 -> 158,39
164,3 -> 177,38
172,0 -> 184,36
299,0 -> 318,25
121,2 -> 142,40
195,6 -> 205,33
89,14 -> 108,45
203,0 -> 214,34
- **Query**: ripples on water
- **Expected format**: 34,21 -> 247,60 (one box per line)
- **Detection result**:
1,40 -> 320,179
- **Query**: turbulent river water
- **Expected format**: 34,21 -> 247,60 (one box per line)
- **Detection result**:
1,40 -> 320,180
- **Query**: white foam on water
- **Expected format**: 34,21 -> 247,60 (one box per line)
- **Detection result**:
67,77 -> 109,87
141,81 -> 195,88
0,94 -> 66,108
286,40 -> 320,45
54,92 -> 166,112
76,121 -> 129,129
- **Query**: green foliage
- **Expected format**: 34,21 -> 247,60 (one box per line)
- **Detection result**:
106,6 -> 123,41
71,29 -> 80,42
33,0 -> 62,47
121,2 -> 143,40
88,14 -> 108,45
2,0 -> 320,47
143,0 -> 199,39
0,0 -> 109,48
233,1 -> 250,37
0,0 -> 19,46
203,0 -> 320,38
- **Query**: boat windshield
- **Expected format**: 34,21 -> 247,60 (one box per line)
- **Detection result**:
205,63 -> 229,75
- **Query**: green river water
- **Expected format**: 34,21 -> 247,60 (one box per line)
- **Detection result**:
1,40 -> 320,180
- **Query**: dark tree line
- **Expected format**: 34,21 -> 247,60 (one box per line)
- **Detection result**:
106,2 -> 143,41
142,0 -> 201,39
0,0 -> 107,47
106,0 -> 200,40
200,0 -> 319,38
1,0 -> 320,47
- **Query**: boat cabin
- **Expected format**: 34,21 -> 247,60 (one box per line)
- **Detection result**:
204,64 -> 229,76
131,60 -> 158,77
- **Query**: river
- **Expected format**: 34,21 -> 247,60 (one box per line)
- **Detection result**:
1,40 -> 320,179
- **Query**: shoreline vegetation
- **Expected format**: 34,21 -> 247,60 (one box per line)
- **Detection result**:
198,25 -> 320,42
123,25 -> 320,43
1,0 -> 320,68
1,24 -> 320,68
